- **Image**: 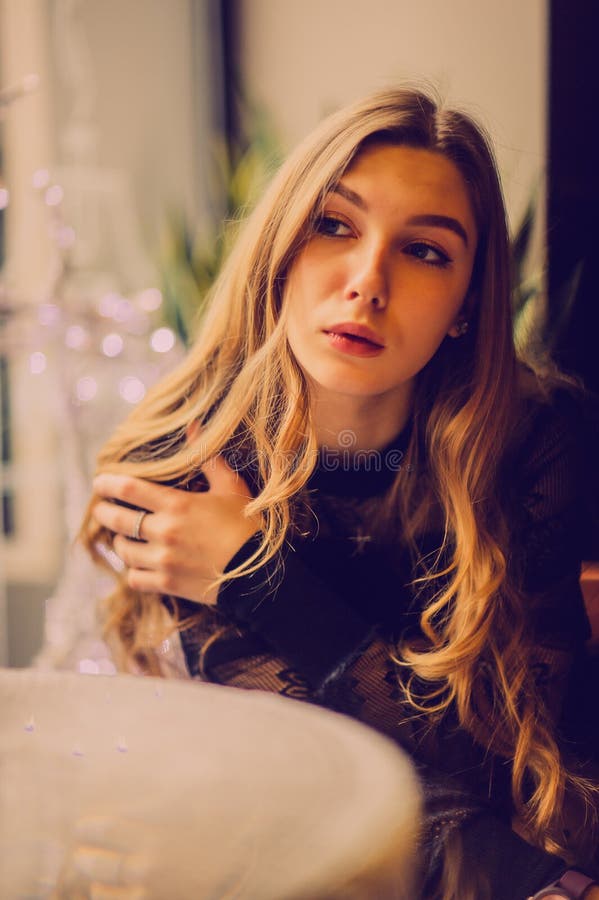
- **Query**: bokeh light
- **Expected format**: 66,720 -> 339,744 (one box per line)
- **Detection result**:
98,292 -> 121,318
32,168 -> 50,189
78,659 -> 100,675
150,327 -> 176,353
102,333 -> 124,357
29,352 -> 47,375
119,376 -> 145,404
136,288 -> 162,311
75,376 -> 98,402
65,325 -> 88,349
44,184 -> 64,207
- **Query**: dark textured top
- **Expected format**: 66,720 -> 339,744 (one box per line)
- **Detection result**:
173,389 -> 598,899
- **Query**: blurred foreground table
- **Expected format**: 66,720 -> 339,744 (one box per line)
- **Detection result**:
0,668 -> 421,899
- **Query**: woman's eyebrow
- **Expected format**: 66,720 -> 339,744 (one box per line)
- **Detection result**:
331,185 -> 469,247
331,183 -> 367,210
406,214 -> 469,247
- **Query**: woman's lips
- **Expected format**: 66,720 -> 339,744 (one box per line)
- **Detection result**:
324,323 -> 385,358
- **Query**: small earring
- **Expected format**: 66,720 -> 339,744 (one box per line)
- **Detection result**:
451,320 -> 469,338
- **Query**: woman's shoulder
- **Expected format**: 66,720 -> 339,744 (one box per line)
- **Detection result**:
510,367 -> 594,468
504,366 -> 598,555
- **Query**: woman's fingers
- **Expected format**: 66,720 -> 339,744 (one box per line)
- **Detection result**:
125,567 -> 217,601
111,534 -> 205,589
93,501 -> 153,541
91,456 -> 258,605
93,473 -> 174,513
202,453 -> 252,499
93,456 -> 252,515
112,535 -> 153,567
92,457 -> 255,542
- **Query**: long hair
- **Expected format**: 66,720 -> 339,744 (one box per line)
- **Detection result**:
81,87 -> 594,868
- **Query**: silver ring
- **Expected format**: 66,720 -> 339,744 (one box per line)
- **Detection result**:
132,509 -> 148,541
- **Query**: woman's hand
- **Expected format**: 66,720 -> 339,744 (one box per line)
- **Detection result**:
92,455 -> 260,606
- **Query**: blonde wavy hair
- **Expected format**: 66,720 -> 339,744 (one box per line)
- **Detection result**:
82,86 -> 595,871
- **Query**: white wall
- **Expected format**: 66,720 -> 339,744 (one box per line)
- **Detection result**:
238,0 -> 547,230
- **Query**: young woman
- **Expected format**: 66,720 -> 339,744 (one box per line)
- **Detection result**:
83,87 -> 598,899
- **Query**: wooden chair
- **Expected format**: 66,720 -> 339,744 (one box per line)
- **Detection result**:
581,561 -> 599,646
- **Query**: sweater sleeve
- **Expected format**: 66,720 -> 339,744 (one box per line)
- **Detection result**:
216,534 -> 377,694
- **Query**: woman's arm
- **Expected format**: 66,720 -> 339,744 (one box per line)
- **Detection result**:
91,456 -> 379,693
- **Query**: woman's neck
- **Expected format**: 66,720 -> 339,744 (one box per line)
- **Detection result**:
311,389 -> 413,453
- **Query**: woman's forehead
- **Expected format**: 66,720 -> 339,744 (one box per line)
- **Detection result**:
326,144 -> 478,242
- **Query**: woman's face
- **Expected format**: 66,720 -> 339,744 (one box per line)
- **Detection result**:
284,143 -> 478,412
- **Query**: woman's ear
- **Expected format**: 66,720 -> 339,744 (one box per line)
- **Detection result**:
448,291 -> 475,338
448,318 -> 469,338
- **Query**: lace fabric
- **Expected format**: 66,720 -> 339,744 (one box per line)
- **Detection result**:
165,390 -> 597,896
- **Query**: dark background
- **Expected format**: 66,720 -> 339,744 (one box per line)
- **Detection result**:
548,0 -> 599,396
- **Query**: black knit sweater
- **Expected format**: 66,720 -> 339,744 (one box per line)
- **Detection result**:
174,389 -> 598,899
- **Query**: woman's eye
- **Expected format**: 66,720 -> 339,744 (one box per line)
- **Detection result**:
405,242 -> 451,267
314,215 -> 353,238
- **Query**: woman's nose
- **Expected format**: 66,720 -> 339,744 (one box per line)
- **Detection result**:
343,244 -> 389,310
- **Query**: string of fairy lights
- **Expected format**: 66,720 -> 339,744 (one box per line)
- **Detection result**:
5,166 -> 180,411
